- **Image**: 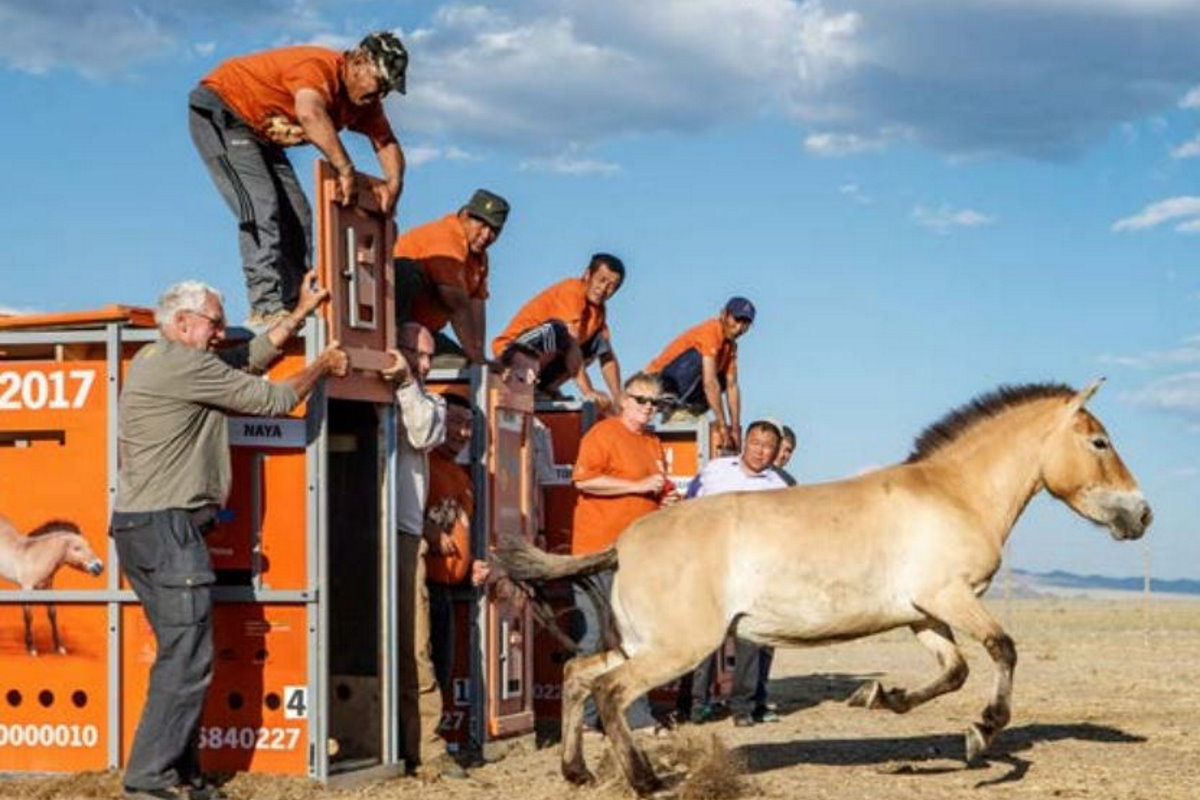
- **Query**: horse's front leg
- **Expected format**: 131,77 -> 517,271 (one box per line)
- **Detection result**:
848,620 -> 968,713
914,583 -> 1016,764
48,603 -> 66,655
21,603 -> 37,656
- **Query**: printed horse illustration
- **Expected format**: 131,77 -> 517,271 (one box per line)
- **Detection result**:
496,380 -> 1152,795
0,514 -> 104,655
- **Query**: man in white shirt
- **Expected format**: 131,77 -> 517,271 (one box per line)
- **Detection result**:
382,322 -> 464,779
685,419 -> 787,727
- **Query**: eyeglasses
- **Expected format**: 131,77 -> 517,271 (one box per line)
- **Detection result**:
627,393 -> 660,407
185,309 -> 226,329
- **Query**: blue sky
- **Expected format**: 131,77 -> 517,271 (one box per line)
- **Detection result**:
1,0 -> 1197,579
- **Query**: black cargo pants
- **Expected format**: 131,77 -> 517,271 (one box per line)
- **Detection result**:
112,508 -> 217,791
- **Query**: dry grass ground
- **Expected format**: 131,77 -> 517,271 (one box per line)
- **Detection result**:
3,597 -> 1197,799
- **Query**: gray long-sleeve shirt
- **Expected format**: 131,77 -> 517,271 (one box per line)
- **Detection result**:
394,381 -> 446,536
115,334 -> 299,512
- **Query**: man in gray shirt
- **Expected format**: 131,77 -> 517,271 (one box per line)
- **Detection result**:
113,272 -> 347,800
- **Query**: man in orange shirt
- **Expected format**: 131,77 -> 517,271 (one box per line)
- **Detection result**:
492,254 -> 625,410
571,372 -> 673,730
647,297 -> 755,452
188,32 -> 407,325
394,190 -> 510,367
425,394 -> 474,729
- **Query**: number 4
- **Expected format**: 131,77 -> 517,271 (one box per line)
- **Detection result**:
283,686 -> 308,720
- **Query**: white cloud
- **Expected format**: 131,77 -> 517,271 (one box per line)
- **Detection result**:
1112,196 -> 1200,232
0,305 -> 41,316
1170,134 -> 1200,159
911,204 -> 995,234
519,154 -> 621,176
1099,344 -> 1200,369
838,182 -> 873,204
804,131 -> 888,156
1126,371 -> 1200,421
1180,85 -> 1200,108
193,41 -> 216,57
405,144 -> 481,167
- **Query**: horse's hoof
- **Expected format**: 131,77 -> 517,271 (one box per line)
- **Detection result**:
562,763 -> 595,786
632,773 -> 664,797
26,649 -> 38,657
964,723 -> 988,765
847,681 -> 880,708
56,647 -> 68,656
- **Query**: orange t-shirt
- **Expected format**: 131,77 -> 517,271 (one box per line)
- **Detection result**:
201,46 -> 393,145
424,450 -> 474,585
646,317 -> 737,377
491,277 -> 608,357
394,213 -> 490,334
570,418 -> 665,555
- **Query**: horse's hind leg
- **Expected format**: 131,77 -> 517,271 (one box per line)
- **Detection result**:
915,583 -> 1016,763
22,604 -> 37,656
561,650 -> 623,786
48,604 -> 66,655
848,620 -> 968,713
592,647 -> 704,796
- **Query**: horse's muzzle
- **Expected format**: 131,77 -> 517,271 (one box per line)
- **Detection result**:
86,560 -> 104,576
1110,497 -> 1152,541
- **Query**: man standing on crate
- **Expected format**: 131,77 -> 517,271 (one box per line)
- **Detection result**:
188,32 -> 408,325
112,274 -> 347,800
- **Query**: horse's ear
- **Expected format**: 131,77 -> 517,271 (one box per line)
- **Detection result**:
1070,377 -> 1105,411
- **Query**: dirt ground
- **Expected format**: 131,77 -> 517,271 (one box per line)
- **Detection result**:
3,597 -> 1197,800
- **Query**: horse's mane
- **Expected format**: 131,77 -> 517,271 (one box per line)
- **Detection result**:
26,519 -> 83,539
906,382 -> 1076,464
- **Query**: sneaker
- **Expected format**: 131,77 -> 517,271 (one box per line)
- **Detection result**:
689,703 -> 715,725
244,309 -> 291,328
732,713 -> 756,728
752,709 -> 781,724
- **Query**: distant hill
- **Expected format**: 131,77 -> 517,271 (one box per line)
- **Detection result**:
999,568 -> 1200,597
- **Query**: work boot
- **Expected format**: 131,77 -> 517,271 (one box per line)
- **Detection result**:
244,309 -> 290,329
689,703 -> 715,725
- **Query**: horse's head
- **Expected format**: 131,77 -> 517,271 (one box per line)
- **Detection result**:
63,533 -> 104,576
1042,379 -> 1152,541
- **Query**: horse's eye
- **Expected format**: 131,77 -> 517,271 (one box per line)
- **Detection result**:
1091,437 -> 1110,450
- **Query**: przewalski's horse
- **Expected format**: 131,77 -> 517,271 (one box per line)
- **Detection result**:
0,515 -> 104,655
496,380 -> 1152,795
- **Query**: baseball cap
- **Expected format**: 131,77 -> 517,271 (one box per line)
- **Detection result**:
465,189 -> 510,232
724,296 -> 756,323
359,31 -> 408,95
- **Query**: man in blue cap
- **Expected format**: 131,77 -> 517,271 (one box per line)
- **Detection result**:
646,297 -> 755,452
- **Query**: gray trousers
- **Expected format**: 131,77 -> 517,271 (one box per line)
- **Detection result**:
573,571 -> 656,730
188,86 -> 311,316
112,508 -> 216,791
690,638 -> 771,716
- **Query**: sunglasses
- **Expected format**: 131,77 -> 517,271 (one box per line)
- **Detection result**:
185,309 -> 226,329
627,393 -> 661,407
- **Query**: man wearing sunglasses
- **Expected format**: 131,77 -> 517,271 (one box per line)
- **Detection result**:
647,297 -> 755,453
113,274 -> 348,800
188,31 -> 408,326
570,372 -> 675,732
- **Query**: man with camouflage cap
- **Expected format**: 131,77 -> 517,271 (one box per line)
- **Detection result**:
393,188 -> 510,366
189,32 -> 408,325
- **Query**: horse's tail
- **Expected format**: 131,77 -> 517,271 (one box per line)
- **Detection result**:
493,539 -> 617,582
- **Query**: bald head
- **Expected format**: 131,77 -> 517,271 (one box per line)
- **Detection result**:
399,322 -> 434,382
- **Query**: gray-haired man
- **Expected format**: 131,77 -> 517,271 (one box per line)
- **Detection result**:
188,32 -> 408,324
112,273 -> 347,800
